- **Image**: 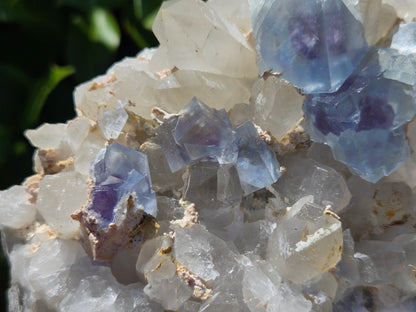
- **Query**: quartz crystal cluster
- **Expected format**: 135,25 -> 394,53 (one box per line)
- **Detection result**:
2,0 -> 416,311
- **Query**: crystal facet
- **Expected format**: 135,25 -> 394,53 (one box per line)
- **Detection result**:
250,0 -> 369,93
303,49 -> 416,182
89,143 -> 156,222
157,98 -> 281,194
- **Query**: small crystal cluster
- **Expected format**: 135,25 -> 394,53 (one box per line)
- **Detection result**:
156,97 -> 281,194
252,0 -> 416,182
2,0 -> 416,311
72,143 -> 157,261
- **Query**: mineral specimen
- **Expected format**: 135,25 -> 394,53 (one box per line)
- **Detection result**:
72,143 -> 158,261
156,97 -> 281,194
250,0 -> 369,93
303,48 -> 416,182
2,0 -> 416,311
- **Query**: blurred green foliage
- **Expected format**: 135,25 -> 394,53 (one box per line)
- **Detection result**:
0,0 -> 164,310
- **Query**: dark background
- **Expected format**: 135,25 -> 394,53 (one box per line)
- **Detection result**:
0,0 -> 164,310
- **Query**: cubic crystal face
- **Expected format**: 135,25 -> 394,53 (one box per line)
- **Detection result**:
4,0 -> 416,311
267,196 -> 343,284
233,121 -> 281,194
73,143 -> 158,261
157,97 -> 281,195
173,97 -> 235,161
89,142 -> 157,222
391,22 -> 416,56
303,49 -> 416,182
250,0 -> 368,93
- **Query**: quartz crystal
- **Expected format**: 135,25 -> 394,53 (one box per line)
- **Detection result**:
251,74 -> 305,139
267,196 -> 343,284
3,0 -> 416,311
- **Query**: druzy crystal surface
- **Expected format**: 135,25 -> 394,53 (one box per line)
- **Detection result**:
250,0 -> 369,93
3,0 -> 416,311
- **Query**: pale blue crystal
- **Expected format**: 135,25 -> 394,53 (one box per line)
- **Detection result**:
157,99 -> 281,195
331,128 -> 410,182
234,121 -> 281,194
391,22 -> 416,56
303,49 -> 416,182
155,116 -> 190,173
173,97 -> 235,160
156,97 -> 235,172
88,143 -> 157,224
250,0 -> 368,93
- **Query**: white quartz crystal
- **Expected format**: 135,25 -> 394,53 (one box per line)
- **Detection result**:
173,224 -> 239,283
251,75 -> 304,139
36,171 -> 89,238
2,0 -> 416,310
152,0 -> 258,78
267,196 -> 343,284
25,123 -> 68,149
273,154 -> 352,213
383,0 -> 416,22
98,102 -> 128,140
0,185 -> 35,229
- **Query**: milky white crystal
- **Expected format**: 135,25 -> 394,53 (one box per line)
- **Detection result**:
36,171 -> 89,238
3,0 -> 416,311
0,185 -> 35,229
267,196 -> 343,284
251,75 -> 304,140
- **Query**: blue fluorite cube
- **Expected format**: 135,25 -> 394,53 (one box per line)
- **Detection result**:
155,116 -> 191,173
234,121 -> 281,194
173,97 -> 235,160
250,0 -> 368,93
88,143 -> 157,224
391,22 -> 416,56
156,97 -> 235,171
157,98 -> 282,195
303,49 -> 416,182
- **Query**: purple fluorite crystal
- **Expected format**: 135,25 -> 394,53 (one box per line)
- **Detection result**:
88,143 -> 157,224
251,0 -> 368,93
156,97 -> 236,171
157,98 -> 281,195
303,49 -> 416,182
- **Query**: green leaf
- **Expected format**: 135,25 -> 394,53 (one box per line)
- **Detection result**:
13,140 -> 27,156
90,8 -> 120,51
58,0 -> 128,12
66,23 -> 115,82
22,65 -> 75,128
133,0 -> 163,21
122,17 -> 149,49
142,9 -> 158,31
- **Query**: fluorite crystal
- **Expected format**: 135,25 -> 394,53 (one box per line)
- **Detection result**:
157,97 -> 281,194
233,121 -> 281,194
250,0 -> 369,93
172,97 -> 235,161
391,22 -> 416,56
303,48 -> 416,182
3,0 -> 416,311
89,142 -> 157,221
73,143 -> 158,260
